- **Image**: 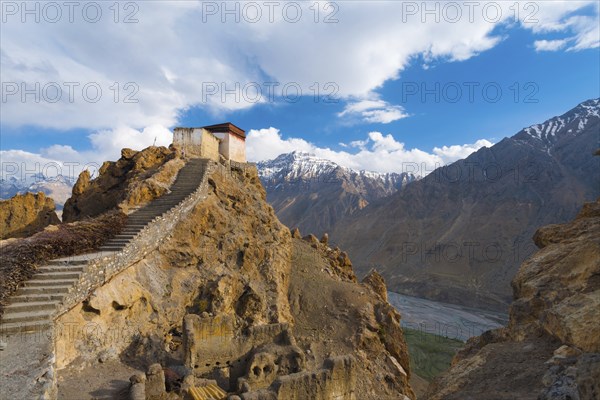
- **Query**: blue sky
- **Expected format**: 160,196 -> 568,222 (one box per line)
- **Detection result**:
1,1 -> 599,177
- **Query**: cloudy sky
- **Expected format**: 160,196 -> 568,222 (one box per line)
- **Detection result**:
1,1 -> 599,179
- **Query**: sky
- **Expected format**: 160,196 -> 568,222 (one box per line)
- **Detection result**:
1,0 -> 599,180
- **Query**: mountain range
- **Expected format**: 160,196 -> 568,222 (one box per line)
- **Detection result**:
256,99 -> 600,312
0,174 -> 75,211
330,98 -> 600,311
2,99 -> 597,313
256,152 -> 415,236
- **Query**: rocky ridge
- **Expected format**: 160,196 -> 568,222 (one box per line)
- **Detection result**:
0,174 -> 75,210
332,98 -> 600,311
0,192 -> 60,239
257,151 -> 414,236
6,150 -> 417,399
424,198 -> 600,399
62,146 -> 185,222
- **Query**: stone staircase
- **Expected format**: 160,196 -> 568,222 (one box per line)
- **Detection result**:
0,158 -> 209,334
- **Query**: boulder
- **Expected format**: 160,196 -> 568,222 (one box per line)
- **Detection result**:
0,192 -> 60,239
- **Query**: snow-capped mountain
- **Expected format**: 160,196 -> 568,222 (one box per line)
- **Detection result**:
256,151 -> 416,236
331,98 -> 600,312
0,174 -> 75,209
515,98 -> 600,149
258,151 -> 414,193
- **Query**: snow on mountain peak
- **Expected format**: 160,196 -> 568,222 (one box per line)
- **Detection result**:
522,98 -> 599,144
257,151 -> 411,182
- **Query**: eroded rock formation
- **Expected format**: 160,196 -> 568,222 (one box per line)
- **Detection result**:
0,192 -> 60,239
55,159 -> 415,399
62,146 -> 185,222
425,198 -> 600,400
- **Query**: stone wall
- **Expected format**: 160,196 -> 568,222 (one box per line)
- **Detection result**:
213,132 -> 246,163
55,162 -> 215,320
272,356 -> 356,400
173,128 -> 220,160
228,134 -> 246,163
172,127 -> 198,155
183,313 -> 290,377
200,129 -> 220,162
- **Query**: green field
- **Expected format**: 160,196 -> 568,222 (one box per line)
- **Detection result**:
403,328 -> 465,381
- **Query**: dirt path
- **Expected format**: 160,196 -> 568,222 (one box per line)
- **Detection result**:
57,360 -> 141,399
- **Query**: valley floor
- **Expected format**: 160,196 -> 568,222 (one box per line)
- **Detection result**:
388,292 -> 508,342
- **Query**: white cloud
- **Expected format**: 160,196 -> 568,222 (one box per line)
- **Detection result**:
245,127 -> 315,161
338,99 -> 409,124
433,139 -> 494,164
0,149 -> 86,183
247,127 -> 492,176
1,1 -> 596,179
523,1 -> 599,51
1,125 -> 174,184
534,39 -> 568,52
88,125 -> 173,162
565,14 -> 600,50
2,1 -> 596,133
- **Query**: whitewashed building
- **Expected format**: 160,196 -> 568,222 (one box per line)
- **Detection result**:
173,122 -> 246,163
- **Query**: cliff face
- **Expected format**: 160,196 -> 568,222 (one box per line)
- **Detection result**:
425,198 -> 600,400
62,146 -> 185,222
0,192 -> 60,239
55,160 -> 414,399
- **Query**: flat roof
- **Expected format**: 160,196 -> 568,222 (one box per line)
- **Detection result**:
201,122 -> 245,139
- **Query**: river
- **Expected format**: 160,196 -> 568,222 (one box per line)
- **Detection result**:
388,292 -> 509,342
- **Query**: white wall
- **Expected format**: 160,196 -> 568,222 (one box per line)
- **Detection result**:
228,135 -> 246,163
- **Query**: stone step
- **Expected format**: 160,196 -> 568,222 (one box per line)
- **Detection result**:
1,310 -> 53,324
120,229 -> 143,234
133,207 -> 174,212
154,196 -> 188,201
125,220 -> 156,225
9,293 -> 65,303
135,205 -> 177,210
37,265 -> 84,273
128,214 -> 165,219
129,214 -> 168,219
104,238 -> 131,243
17,286 -> 71,295
132,209 -> 172,213
25,279 -> 78,287
145,203 -> 180,207
33,272 -> 80,280
98,247 -> 126,252
0,319 -> 52,335
47,259 -> 87,266
4,301 -> 59,313
112,234 -> 136,239
149,201 -> 184,206
149,204 -> 185,208
98,245 -> 127,251
103,240 -> 130,245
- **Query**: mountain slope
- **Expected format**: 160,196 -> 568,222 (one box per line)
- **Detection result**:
0,174 -> 75,210
257,151 -> 414,236
426,198 -> 600,399
332,98 -> 600,312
